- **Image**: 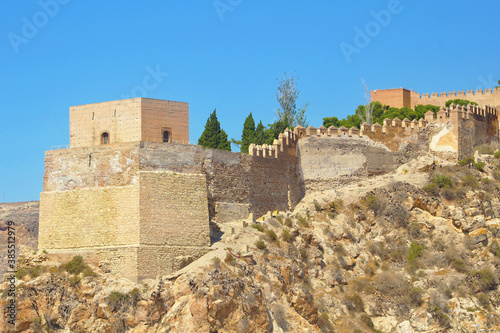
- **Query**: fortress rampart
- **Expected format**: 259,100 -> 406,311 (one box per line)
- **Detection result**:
293,117 -> 427,151
39,131 -> 303,281
415,88 -> 500,109
423,104 -> 498,160
372,87 -> 500,110
39,97 -> 498,281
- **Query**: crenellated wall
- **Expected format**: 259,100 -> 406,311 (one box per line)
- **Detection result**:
372,87 -> 500,110
292,117 -> 427,152
414,88 -> 500,109
424,103 -> 498,160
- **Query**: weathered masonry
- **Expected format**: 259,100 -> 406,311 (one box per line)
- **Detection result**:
39,98 -> 303,282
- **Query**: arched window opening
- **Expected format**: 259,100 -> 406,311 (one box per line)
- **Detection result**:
163,130 -> 170,143
101,132 -> 109,145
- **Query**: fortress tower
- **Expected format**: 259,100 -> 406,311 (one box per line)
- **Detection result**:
39,98 -> 211,282
69,97 -> 189,147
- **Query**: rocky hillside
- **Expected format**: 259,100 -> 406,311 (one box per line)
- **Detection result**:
0,201 -> 39,276
1,153 -> 500,332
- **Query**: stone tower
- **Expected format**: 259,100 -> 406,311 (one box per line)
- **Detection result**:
39,98 -> 211,282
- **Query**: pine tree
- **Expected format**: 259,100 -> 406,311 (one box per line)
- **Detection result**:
198,109 -> 231,151
240,113 -> 256,153
255,121 -> 266,145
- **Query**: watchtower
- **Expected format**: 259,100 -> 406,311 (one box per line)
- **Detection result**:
39,98 -> 213,282
69,97 -> 189,148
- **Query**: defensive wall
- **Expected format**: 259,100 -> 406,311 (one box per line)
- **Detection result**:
371,87 -> 500,110
416,88 -> 500,109
292,119 -> 427,191
39,97 -> 499,281
424,104 -> 498,160
39,131 -> 302,281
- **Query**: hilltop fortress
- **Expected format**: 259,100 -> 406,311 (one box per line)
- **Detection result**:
371,87 -> 500,109
39,94 -> 499,281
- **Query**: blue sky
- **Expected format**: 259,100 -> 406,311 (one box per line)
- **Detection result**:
1,0 -> 499,202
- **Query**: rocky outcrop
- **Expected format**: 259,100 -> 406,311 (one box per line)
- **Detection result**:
2,157 -> 500,332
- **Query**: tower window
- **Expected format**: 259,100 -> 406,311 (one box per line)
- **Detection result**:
163,130 -> 170,143
101,132 -> 109,144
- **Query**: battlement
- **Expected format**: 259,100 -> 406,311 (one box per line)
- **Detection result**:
248,128 -> 298,159
419,87 -> 500,100
292,118 -> 427,140
424,103 -> 498,124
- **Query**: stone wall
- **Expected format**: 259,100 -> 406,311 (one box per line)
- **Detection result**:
43,139 -> 303,226
40,133 -> 303,280
136,246 -> 210,281
39,185 -> 140,250
425,104 -> 498,160
294,117 -> 426,152
415,88 -> 500,109
139,171 -> 210,247
139,135 -> 302,222
297,136 -> 401,191
43,143 -> 140,192
39,171 -> 212,282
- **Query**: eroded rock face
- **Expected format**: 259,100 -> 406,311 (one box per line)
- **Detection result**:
2,171 -> 500,332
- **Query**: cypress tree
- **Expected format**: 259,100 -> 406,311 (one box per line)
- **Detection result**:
198,109 -> 220,148
198,109 -> 231,151
218,129 -> 231,151
255,121 -> 266,145
241,113 -> 256,153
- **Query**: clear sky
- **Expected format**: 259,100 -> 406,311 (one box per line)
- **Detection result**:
1,0 -> 499,202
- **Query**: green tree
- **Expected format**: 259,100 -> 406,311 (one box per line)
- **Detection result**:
218,129 -> 231,151
323,116 -> 341,128
240,113 -> 256,153
356,102 -> 385,125
255,121 -> 266,145
340,114 -> 362,128
198,109 -> 231,151
445,99 -> 479,107
323,102 -> 385,130
414,104 -> 440,119
265,119 -> 289,145
323,101 -> 442,131
276,72 -> 309,127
